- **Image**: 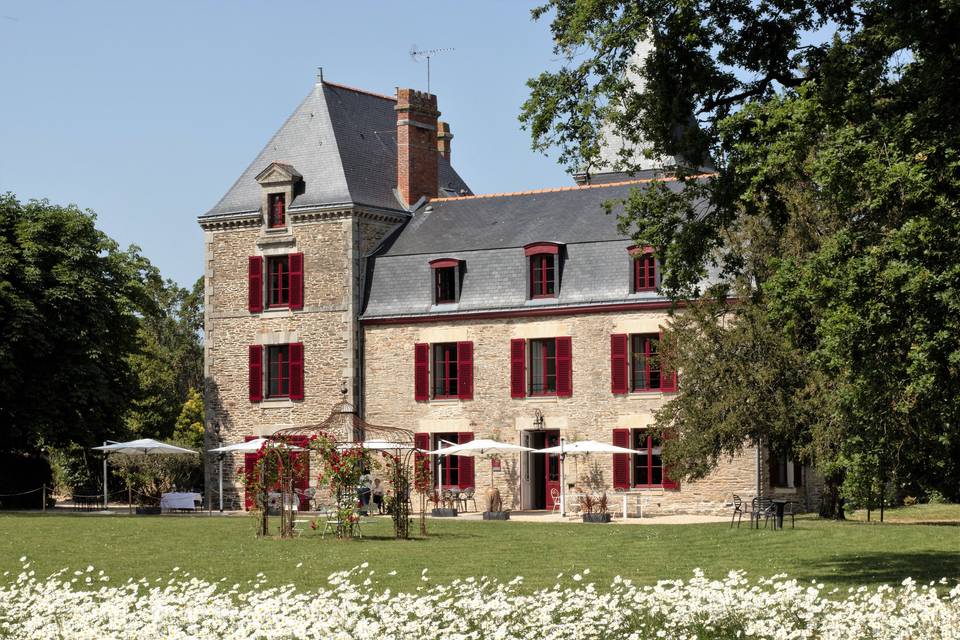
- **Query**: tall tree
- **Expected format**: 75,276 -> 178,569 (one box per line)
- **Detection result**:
522,1 -> 960,510
0,194 -> 147,450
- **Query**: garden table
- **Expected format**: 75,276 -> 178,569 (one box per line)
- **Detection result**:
160,492 -> 200,511
771,499 -> 787,529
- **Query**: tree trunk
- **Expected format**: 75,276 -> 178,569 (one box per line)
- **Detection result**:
819,473 -> 846,520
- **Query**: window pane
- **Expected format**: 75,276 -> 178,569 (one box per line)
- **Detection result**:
632,431 -> 648,486
268,256 -> 289,306
530,339 -> 556,394
432,343 -> 458,397
268,345 -> 289,397
651,434 -> 663,485
435,266 -> 457,303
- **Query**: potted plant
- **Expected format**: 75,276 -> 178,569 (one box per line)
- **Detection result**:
582,493 -> 612,523
482,487 -> 510,520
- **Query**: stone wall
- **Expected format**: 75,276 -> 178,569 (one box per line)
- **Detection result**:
363,310 -> 762,515
202,210 -> 401,507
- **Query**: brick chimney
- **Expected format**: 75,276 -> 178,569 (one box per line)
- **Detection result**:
396,88 -> 440,207
437,121 -> 453,162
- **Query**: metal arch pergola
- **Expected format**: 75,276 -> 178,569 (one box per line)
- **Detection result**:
271,398 -> 417,538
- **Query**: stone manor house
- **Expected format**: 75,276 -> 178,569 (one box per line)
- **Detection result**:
198,76 -> 812,514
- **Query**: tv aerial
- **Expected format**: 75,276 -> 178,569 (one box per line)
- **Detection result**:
410,45 -> 454,94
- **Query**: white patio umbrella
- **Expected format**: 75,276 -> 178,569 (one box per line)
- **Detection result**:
337,439 -> 416,452
533,439 -> 643,516
428,439 -> 535,506
92,439 -> 198,513
208,438 -> 304,453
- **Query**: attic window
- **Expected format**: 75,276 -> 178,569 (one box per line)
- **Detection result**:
268,193 -> 286,228
524,243 -> 561,299
430,258 -> 461,304
628,246 -> 659,292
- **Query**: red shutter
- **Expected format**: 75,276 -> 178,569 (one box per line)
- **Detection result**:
660,330 -> 677,391
611,334 -> 628,394
510,339 -> 526,398
288,252 -> 304,310
248,345 -> 263,402
288,342 -> 304,400
458,432 -> 474,489
556,336 -> 572,397
248,256 -> 263,313
414,343 -> 429,401
414,432 -> 431,488
457,341 -> 473,400
243,435 -> 258,510
662,430 -> 680,489
613,428 -> 630,489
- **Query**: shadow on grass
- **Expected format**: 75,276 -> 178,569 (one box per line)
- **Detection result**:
805,551 -> 960,586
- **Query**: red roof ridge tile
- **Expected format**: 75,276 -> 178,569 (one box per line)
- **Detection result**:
322,81 -> 396,102
429,174 -> 714,203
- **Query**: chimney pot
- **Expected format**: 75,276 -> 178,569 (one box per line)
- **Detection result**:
437,121 -> 453,162
396,88 -> 441,207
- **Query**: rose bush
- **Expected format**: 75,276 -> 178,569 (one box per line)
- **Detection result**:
1,559 -> 958,639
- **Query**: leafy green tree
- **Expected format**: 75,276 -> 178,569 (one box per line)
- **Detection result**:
0,194 -> 147,451
173,388 -> 205,451
522,1 -> 960,511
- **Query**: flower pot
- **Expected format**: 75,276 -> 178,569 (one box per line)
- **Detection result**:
482,511 -> 510,520
582,513 -> 611,523
431,508 -> 458,517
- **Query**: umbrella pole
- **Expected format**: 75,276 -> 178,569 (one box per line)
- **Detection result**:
127,481 -> 132,515
560,437 -> 566,517
218,454 -> 224,512
102,446 -> 108,510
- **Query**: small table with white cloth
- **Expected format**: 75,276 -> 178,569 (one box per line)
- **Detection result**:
160,492 -> 201,512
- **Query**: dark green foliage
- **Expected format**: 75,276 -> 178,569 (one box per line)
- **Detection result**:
0,194 -> 203,492
522,1 -> 960,506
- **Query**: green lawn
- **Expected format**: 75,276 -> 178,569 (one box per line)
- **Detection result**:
1,513 -> 957,593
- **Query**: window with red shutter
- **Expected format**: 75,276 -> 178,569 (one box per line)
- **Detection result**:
611,334 -> 628,394
248,345 -> 263,402
556,336 -> 572,397
414,343 -> 429,401
248,256 -> 263,313
457,341 -> 473,400
288,252 -> 304,310
612,428 -> 630,489
432,343 -> 459,398
510,339 -> 526,398
288,342 -> 304,400
629,246 -> 658,292
267,345 -> 290,398
458,432 -> 474,489
529,338 -> 557,395
243,435 -> 259,509
267,256 -> 290,307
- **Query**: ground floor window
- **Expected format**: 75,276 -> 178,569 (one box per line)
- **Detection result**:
632,430 -> 663,487
433,432 -> 460,488
770,454 -> 803,488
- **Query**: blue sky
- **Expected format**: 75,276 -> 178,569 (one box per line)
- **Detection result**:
0,1 -> 567,287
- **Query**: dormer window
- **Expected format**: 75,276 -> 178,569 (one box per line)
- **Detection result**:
430,258 -> 462,304
630,246 -> 659,292
524,242 -> 561,299
268,193 -> 286,228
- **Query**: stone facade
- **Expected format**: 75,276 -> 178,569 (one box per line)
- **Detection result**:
362,310 -> 815,516
201,209 -> 400,507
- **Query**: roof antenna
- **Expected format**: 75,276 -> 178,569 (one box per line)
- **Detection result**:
410,45 -> 454,94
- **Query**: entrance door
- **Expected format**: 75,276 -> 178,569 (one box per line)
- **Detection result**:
544,431 -> 561,509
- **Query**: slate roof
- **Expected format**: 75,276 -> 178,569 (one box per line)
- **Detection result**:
201,82 -> 470,218
362,178 -> 710,320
